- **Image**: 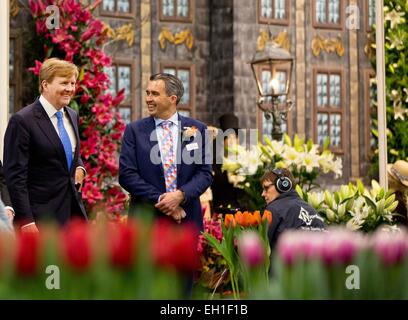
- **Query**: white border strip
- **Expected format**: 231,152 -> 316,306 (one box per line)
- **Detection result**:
0,0 -> 9,161
376,0 -> 388,188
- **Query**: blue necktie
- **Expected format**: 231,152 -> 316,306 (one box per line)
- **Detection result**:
56,111 -> 73,170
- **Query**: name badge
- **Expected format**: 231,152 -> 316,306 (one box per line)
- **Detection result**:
186,142 -> 199,151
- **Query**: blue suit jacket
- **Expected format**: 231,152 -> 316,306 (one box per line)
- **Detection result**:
119,114 -> 213,230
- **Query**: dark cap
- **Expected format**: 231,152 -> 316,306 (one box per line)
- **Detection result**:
219,113 -> 239,132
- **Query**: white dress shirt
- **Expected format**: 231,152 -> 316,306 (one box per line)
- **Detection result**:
39,95 -> 77,155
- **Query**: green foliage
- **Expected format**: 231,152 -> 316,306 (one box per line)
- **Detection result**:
370,0 -> 408,173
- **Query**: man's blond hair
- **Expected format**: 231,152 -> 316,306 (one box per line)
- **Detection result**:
39,58 -> 79,93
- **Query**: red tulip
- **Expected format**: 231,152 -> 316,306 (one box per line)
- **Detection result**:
151,219 -> 200,273
61,220 -> 92,272
15,231 -> 41,276
108,222 -> 138,269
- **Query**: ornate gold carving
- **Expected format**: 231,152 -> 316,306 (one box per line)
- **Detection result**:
257,30 -> 290,51
159,27 -> 194,51
102,23 -> 135,47
311,35 -> 345,57
10,0 -> 20,17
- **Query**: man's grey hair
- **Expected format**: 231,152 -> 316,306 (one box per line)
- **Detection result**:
150,73 -> 184,105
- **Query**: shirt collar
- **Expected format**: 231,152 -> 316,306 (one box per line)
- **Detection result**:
39,95 -> 65,119
154,112 -> 179,128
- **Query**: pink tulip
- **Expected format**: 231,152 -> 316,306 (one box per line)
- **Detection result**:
278,231 -> 323,263
238,231 -> 265,267
372,230 -> 408,266
321,228 -> 366,266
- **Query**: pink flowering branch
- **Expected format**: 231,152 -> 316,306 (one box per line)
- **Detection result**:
28,0 -> 126,218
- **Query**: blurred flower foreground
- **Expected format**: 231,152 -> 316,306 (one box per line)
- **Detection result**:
199,220 -> 408,299
0,216 -> 199,299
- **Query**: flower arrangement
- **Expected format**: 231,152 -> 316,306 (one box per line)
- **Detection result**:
202,210 -> 272,299
197,214 -> 230,295
28,0 -> 126,219
296,180 -> 400,232
222,134 -> 342,209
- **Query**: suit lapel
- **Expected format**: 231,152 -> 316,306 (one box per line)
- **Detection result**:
146,117 -> 164,176
177,115 -> 189,176
33,100 -> 68,170
179,115 -> 188,151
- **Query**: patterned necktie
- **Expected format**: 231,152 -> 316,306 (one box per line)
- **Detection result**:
56,111 -> 73,170
161,121 -> 177,192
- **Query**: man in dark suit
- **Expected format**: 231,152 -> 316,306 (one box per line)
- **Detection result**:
3,58 -> 87,232
119,73 -> 213,230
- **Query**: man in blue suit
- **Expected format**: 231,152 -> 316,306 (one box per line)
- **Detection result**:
3,58 -> 87,232
119,73 -> 213,230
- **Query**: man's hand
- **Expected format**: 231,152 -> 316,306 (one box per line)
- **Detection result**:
75,167 -> 85,191
21,223 -> 39,234
5,208 -> 14,223
170,207 -> 186,224
155,190 -> 184,214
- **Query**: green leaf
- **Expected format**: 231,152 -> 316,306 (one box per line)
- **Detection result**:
384,193 -> 396,208
356,179 -> 365,195
376,187 -> 385,200
324,190 -> 333,208
334,192 -> 340,205
283,133 -> 292,146
295,184 -> 304,199
306,139 -> 314,152
293,134 -> 304,152
385,201 -> 398,212
70,99 -> 79,112
45,47 -> 53,58
363,195 -> 377,210
78,67 -> 85,82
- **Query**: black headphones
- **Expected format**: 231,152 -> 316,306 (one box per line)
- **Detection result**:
272,168 -> 292,193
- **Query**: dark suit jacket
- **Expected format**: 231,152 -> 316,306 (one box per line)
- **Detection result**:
0,160 -> 12,207
119,114 -> 213,230
3,99 -> 87,226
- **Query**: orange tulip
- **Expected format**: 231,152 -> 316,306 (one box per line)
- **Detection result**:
242,212 -> 252,228
262,210 -> 272,225
253,211 -> 261,226
224,214 -> 236,228
235,211 -> 245,227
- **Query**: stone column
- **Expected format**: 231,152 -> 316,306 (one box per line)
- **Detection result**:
295,0 -> 306,137
0,0 -> 9,161
140,0 -> 151,119
349,0 -> 360,180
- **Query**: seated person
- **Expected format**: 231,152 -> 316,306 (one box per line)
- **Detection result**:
260,168 -> 326,249
388,160 -> 408,226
